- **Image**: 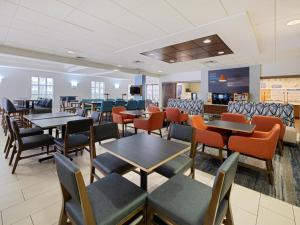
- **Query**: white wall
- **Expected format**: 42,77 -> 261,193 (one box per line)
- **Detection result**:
261,61 -> 300,77
0,67 -> 133,111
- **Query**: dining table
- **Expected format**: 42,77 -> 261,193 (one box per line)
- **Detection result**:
120,110 -> 149,117
102,133 -> 190,191
205,120 -> 256,133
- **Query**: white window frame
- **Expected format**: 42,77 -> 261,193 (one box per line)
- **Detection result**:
146,84 -> 159,103
91,81 -> 105,99
31,77 -> 54,99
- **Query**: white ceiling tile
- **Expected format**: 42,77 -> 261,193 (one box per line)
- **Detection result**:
19,0 -> 74,19
113,0 -> 193,34
0,0 -> 19,27
0,26 -> 9,43
221,0 -> 275,25
277,0 -> 300,19
166,0 -> 227,26
57,0 -> 82,7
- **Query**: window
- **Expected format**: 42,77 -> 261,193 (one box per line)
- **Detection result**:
31,77 -> 54,99
91,81 -> 104,99
146,84 -> 159,103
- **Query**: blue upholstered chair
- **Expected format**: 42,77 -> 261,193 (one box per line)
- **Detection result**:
115,99 -> 126,107
126,100 -> 138,110
100,100 -> 114,122
54,153 -> 147,225
147,152 -> 239,225
137,100 -> 146,110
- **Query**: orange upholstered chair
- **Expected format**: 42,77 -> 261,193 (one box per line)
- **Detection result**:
221,112 -> 249,124
165,107 -> 188,125
134,112 -> 165,137
148,105 -> 161,113
228,124 -> 280,185
191,115 -> 226,162
251,115 -> 286,156
112,106 -> 134,136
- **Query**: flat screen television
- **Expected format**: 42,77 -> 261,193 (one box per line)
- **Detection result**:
212,93 -> 233,105
130,86 -> 142,95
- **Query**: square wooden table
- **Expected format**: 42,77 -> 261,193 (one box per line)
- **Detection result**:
23,112 -> 75,121
206,120 -> 256,133
31,116 -> 87,130
120,110 -> 149,117
102,133 -> 189,191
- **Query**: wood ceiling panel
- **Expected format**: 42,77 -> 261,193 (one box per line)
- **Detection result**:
141,34 -> 233,63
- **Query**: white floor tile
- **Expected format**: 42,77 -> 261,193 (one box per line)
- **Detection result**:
257,206 -> 295,225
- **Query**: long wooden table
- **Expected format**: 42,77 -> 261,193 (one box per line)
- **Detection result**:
102,133 -> 189,191
31,116 -> 87,129
206,120 -> 256,133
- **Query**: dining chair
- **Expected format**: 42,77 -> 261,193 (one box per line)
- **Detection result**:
228,124 -> 280,185
10,119 -> 54,174
165,107 -> 189,125
115,99 -> 126,107
154,123 -> 196,179
112,106 -> 134,136
89,111 -> 101,125
100,100 -> 114,123
3,98 -> 27,127
147,152 -> 239,225
89,123 -> 135,183
54,153 -> 147,225
4,114 -> 44,161
126,100 -> 138,110
137,100 -> 146,110
75,108 -> 85,117
147,104 -> 160,113
221,112 -> 249,124
191,115 -> 227,163
54,119 -> 93,158
133,112 -> 165,137
251,115 -> 286,156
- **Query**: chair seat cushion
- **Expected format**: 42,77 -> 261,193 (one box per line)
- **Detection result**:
20,127 -> 43,137
154,155 -> 192,178
148,174 -> 212,225
22,134 -> 54,150
93,152 -> 134,175
54,134 -> 89,148
65,173 -> 147,225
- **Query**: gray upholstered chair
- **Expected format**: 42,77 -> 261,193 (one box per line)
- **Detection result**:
89,111 -> 101,125
54,119 -> 93,158
4,114 -> 44,162
89,123 -> 135,183
154,124 -> 196,179
147,152 -> 239,225
54,153 -> 147,225
10,119 -> 54,174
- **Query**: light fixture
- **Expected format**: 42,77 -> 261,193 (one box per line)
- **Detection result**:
203,39 -> 211,44
67,50 -> 75,54
219,74 -> 227,82
287,19 -> 300,26
113,69 -> 119,72
218,51 -> 224,55
149,53 -> 155,56
0,76 -> 3,83
158,70 -> 163,73
169,59 -> 175,63
70,80 -> 79,87
114,83 -> 120,89
117,65 -> 123,67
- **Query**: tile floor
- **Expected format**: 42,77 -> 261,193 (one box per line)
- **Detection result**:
0,129 -> 299,225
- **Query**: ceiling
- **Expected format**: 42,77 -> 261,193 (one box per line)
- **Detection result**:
0,0 -> 299,76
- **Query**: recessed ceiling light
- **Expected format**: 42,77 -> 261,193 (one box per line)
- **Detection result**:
158,70 -> 163,73
149,53 -> 155,56
117,65 -> 123,67
113,69 -> 119,72
218,51 -> 225,55
169,59 -> 176,63
67,50 -> 75,54
287,19 -> 300,26
203,39 -> 211,44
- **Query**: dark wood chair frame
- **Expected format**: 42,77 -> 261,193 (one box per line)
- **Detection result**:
58,168 -> 147,225
146,170 -> 234,225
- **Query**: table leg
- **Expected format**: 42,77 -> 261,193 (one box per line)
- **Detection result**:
140,170 -> 148,191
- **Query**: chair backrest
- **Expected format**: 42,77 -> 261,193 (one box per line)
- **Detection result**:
90,123 -> 120,158
101,101 -> 114,112
137,100 -> 145,110
148,112 -> 165,130
75,108 -> 85,117
3,98 -> 16,114
90,111 -> 101,123
221,112 -> 248,124
66,119 -> 93,135
126,100 -> 138,110
4,114 -> 14,138
112,106 -> 126,115
251,115 -> 286,140
10,118 -> 22,146
191,115 -> 207,130
168,123 -> 196,158
115,100 -> 125,107
165,107 -> 180,122
148,105 -> 161,113
204,152 -> 239,225
54,153 -> 96,225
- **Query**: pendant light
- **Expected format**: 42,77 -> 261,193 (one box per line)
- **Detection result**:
219,74 -> 227,82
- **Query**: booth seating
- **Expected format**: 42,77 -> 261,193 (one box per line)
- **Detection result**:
31,98 -> 52,114
126,100 -> 138,110
167,98 -> 204,115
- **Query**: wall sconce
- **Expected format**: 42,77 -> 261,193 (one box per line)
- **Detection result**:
114,83 -> 120,89
70,80 -> 79,87
0,77 -> 3,83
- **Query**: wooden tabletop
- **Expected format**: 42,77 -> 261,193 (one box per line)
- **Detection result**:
31,116 -> 87,129
206,120 -> 256,133
102,133 -> 190,173
120,110 -> 148,117
23,112 -> 76,121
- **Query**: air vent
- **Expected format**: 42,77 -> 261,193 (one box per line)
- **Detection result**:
203,60 -> 218,65
76,56 -> 85,59
133,60 -> 143,64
